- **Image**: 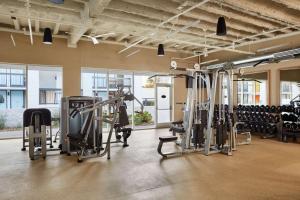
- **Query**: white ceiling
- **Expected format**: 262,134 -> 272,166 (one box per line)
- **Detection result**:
0,0 -> 299,58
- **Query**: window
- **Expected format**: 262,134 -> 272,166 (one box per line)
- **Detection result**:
39,89 -> 62,104
0,64 -> 26,138
280,81 -> 300,105
81,68 -> 171,130
82,71 -> 108,100
237,80 -> 267,105
27,66 -> 62,107
134,75 -> 156,129
10,90 -> 25,108
0,64 -> 26,110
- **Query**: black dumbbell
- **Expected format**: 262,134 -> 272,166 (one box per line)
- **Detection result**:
265,105 -> 270,113
270,105 -> 276,113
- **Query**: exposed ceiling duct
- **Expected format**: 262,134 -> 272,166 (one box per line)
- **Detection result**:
206,47 -> 300,70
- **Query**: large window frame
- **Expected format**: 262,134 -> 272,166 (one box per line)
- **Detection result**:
0,63 -> 63,139
237,80 -> 267,105
280,81 -> 300,105
81,68 -> 173,130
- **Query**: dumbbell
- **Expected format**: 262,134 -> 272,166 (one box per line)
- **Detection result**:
260,105 -> 266,112
283,122 -> 290,129
281,113 -> 289,121
288,105 -> 294,113
249,123 -> 256,132
237,105 -> 242,112
265,105 -> 270,113
276,106 -> 282,113
281,105 -> 287,112
268,124 -> 277,134
275,115 -> 280,123
253,105 -> 259,112
270,105 -> 276,113
291,123 -> 298,131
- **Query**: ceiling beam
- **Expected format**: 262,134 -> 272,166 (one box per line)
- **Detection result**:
222,0 -> 300,26
11,17 -> 20,30
0,27 -> 192,55
106,1 -> 235,43
169,39 -> 255,55
0,0 -> 83,27
53,23 -> 60,35
88,0 -> 112,17
185,29 -> 300,59
120,0 -> 262,36
271,0 -> 300,12
102,9 -> 237,43
34,20 -> 39,33
115,33 -> 130,42
174,0 -> 280,30
68,4 -> 91,47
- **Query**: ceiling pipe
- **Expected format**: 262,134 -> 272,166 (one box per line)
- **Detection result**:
206,47 -> 300,70
118,0 -> 211,53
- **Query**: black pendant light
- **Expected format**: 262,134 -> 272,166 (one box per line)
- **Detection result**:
157,44 -> 165,56
43,28 -> 53,45
216,17 -> 227,36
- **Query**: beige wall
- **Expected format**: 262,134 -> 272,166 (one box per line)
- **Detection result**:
0,31 -> 195,121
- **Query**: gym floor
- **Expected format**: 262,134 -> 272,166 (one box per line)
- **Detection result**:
0,129 -> 299,200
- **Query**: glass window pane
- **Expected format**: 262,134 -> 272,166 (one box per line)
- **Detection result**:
0,90 -> 7,109
0,64 -> 26,139
133,75 -> 155,129
10,90 -> 25,108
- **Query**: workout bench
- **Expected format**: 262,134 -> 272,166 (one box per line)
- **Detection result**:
157,135 -> 180,158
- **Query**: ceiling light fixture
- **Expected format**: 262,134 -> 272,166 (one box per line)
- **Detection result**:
43,28 -> 53,44
216,17 -> 227,36
157,44 -> 165,56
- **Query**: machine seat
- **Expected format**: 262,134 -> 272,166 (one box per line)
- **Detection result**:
170,126 -> 185,133
159,136 -> 178,142
171,120 -> 183,125
121,128 -> 132,132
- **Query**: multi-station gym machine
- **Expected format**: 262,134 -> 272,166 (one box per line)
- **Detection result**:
60,86 -> 143,162
157,62 -> 238,157
157,47 -> 300,158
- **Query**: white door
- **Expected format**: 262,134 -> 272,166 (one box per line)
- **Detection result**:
156,85 -> 172,127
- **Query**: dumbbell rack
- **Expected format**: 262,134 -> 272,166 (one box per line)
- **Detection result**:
280,107 -> 300,143
235,105 -> 281,139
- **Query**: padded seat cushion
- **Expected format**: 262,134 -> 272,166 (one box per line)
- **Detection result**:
170,126 -> 185,133
159,136 -> 178,142
121,128 -> 132,132
171,120 -> 183,125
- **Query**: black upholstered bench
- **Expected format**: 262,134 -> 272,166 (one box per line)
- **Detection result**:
157,136 -> 178,158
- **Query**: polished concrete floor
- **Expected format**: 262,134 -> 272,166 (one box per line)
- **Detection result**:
0,129 -> 300,200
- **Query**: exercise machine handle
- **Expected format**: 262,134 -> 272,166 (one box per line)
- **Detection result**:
70,109 -> 80,118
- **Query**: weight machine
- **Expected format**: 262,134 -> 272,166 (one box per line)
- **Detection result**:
62,86 -> 143,162
157,62 -> 237,158
22,108 -> 58,160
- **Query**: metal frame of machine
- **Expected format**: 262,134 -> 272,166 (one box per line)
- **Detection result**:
61,87 -> 143,162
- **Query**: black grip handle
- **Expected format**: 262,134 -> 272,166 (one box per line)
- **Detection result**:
70,109 -> 80,118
